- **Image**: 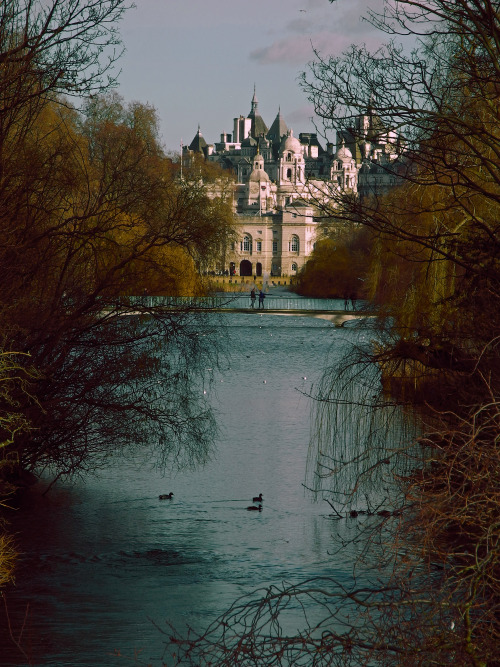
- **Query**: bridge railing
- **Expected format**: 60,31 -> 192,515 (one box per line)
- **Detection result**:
124,295 -> 357,312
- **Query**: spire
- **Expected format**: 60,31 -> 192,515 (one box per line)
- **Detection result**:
188,124 -> 207,153
267,108 -> 288,145
250,84 -> 258,115
248,85 -> 268,139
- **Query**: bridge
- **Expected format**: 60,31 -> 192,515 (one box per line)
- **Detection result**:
133,295 -> 375,327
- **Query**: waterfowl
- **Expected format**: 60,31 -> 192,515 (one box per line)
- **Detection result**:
247,504 -> 262,511
159,492 -> 174,500
252,493 -> 263,502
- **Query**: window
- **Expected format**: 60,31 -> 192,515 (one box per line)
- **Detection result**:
240,235 -> 252,252
291,263 -> 298,272
289,235 -> 299,253
287,168 -> 292,179
256,240 -> 262,252
272,240 -> 278,253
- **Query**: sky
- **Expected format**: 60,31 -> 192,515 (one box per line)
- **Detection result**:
116,0 -> 387,154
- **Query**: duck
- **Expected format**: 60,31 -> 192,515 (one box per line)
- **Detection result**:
252,493 -> 263,502
159,492 -> 174,500
247,504 -> 262,511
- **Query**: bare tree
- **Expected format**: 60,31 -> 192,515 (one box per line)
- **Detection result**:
146,3 -> 500,665
0,3 -> 232,486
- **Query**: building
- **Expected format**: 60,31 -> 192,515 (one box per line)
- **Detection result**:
183,88 -> 405,280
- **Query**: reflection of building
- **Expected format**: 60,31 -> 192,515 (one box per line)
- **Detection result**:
184,89 -> 405,278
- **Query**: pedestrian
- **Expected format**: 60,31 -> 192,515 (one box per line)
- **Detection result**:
344,293 -> 349,311
258,290 -> 266,309
250,288 -> 256,308
350,293 -> 357,311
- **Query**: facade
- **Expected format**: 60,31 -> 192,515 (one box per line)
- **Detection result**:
184,89 -> 405,279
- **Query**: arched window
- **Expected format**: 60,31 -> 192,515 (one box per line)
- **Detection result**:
291,262 -> 298,272
240,235 -> 252,252
286,168 -> 292,179
289,235 -> 299,253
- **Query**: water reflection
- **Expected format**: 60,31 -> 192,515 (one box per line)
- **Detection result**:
1,312 -> 373,666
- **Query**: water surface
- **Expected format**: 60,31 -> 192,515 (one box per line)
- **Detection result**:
1,311 -> 371,665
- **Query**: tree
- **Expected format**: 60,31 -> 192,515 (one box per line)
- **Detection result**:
0,1 -> 233,488
299,2 -> 500,663
155,2 -> 500,665
296,225 -> 371,298
0,91 -> 232,485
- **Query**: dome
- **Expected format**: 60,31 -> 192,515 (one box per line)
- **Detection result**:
280,130 -> 302,155
336,142 -> 353,161
249,166 -> 270,182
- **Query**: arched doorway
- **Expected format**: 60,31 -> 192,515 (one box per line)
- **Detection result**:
256,262 -> 262,277
240,259 -> 252,276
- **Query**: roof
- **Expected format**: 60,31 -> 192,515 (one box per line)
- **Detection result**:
248,87 -> 268,138
188,126 -> 208,153
267,109 -> 288,145
241,135 -> 257,147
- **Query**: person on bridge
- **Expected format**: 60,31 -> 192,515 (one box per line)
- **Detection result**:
258,290 -> 266,309
250,288 -> 256,308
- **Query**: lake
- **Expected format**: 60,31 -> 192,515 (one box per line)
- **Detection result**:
1,308 -> 375,666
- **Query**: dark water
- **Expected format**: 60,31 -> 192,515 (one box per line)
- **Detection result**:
1,311 -> 372,666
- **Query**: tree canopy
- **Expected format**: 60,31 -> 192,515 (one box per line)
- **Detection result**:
0,3 -> 236,490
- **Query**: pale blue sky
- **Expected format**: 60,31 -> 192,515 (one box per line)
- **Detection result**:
116,0 -> 386,153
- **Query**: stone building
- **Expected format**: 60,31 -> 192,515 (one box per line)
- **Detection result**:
183,89 -> 405,279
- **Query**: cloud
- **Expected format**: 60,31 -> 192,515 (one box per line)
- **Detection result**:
285,104 -> 316,126
250,0 -> 386,66
250,30 -> 381,66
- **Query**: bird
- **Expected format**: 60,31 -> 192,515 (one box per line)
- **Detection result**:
253,493 -> 263,502
159,492 -> 174,500
247,504 -> 262,511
